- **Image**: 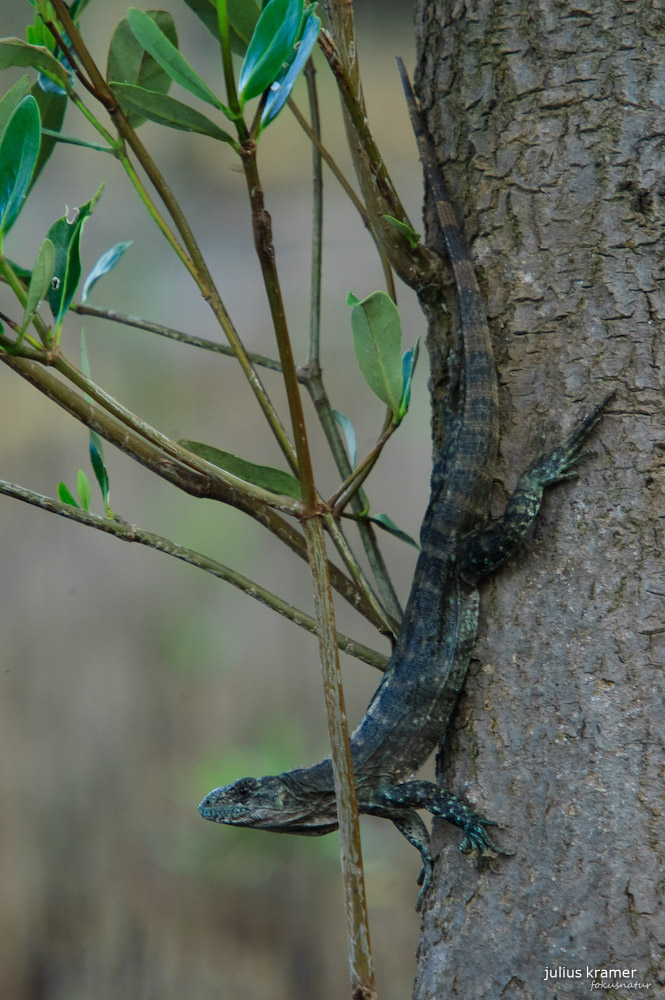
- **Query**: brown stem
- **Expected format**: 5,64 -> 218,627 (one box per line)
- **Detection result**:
303,517 -> 377,1000
239,140 -> 317,510
318,27 -> 437,293
329,418 -> 398,513
288,98 -> 396,301
42,15 -> 101,101
241,92 -> 377,997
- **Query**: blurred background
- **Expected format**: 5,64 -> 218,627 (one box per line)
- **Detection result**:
0,2 -> 432,997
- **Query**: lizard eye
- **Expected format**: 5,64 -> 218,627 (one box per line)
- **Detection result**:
233,777 -> 258,800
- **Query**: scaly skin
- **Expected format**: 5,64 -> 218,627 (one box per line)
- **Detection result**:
199,62 -> 614,909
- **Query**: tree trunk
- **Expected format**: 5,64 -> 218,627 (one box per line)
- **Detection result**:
412,1 -> 664,996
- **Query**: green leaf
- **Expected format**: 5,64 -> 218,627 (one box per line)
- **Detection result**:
0,77 -> 58,191
0,76 -> 32,140
0,95 -> 41,238
22,236 -> 55,332
238,0 -> 303,103
89,434 -> 110,510
398,338 -> 420,418
109,84 -> 236,143
332,409 -> 357,468
26,12 -> 56,55
347,289 -> 404,417
81,241 -> 132,302
126,8 -> 225,111
369,513 -> 419,549
107,11 -> 178,128
57,481 -> 79,507
80,330 -> 112,510
383,215 -> 421,249
183,0 -> 260,54
77,468 -> 91,512
30,80 -> 67,190
179,439 -> 302,499
46,183 -> 104,324
260,7 -> 320,128
0,38 -> 70,89
27,4 -> 69,89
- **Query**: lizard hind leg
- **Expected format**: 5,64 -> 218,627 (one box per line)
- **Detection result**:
458,390 -> 615,582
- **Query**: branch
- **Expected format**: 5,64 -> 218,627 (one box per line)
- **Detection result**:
0,480 -> 388,671
297,65 -> 403,624
288,97 -> 396,300
0,353 -> 387,630
303,516 -> 377,1000
239,141 -> 316,508
50,349 -> 298,513
72,304 -> 283,373
50,0 -> 298,473
317,23 -> 437,292
328,417 -> 398,514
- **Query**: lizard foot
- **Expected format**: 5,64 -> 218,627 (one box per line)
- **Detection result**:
415,853 -> 437,911
531,390 -> 615,487
457,812 -> 513,859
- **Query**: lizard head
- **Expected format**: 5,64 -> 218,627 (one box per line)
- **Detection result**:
198,771 -> 338,836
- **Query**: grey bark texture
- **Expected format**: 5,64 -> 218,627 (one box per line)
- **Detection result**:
411,1 -> 664,997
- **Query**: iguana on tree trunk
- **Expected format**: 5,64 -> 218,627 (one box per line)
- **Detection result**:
198,60 -> 613,909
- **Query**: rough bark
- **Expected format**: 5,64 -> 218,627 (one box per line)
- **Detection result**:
412,1 -> 665,996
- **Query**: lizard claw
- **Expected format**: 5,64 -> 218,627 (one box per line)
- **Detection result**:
415,857 -> 435,911
458,813 -> 513,858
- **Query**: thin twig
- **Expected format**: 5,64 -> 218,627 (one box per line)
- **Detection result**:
0,480 -> 388,671
323,511 -> 399,640
328,417 -> 398,513
239,141 -> 316,507
72,303 -> 283,373
304,59 -> 324,369
317,23 -> 436,294
289,97 -> 396,301
301,373 -> 404,624
232,29 -> 379,994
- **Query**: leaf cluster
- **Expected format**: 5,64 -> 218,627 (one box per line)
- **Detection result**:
0,2 -> 432,991
0,0 -> 423,552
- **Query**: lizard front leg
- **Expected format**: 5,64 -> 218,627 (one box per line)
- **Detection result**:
384,808 -> 436,910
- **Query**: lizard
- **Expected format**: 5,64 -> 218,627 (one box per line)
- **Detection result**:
198,59 -> 613,909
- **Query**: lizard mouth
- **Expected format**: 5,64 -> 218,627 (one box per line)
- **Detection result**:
197,781 -> 339,835
198,795 -> 338,835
